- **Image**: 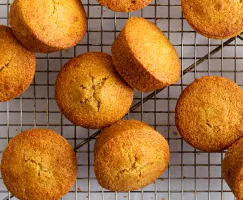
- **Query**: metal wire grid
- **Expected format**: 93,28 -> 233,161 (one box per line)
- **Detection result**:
0,0 -> 243,199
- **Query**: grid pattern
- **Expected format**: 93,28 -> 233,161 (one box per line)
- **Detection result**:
0,0 -> 242,199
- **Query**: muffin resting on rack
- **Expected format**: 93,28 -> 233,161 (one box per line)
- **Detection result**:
9,0 -> 87,53
94,120 -> 170,191
0,25 -> 36,102
1,129 -> 77,200
55,52 -> 134,129
112,17 -> 181,92
176,76 -> 243,152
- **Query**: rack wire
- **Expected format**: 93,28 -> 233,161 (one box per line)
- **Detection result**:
0,0 -> 242,199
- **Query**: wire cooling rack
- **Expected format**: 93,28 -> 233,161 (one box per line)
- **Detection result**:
1,0 -> 243,199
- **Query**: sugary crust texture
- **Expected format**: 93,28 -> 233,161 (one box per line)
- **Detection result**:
9,0 -> 87,53
94,120 -> 170,191
176,76 -> 243,152
1,129 -> 77,200
112,17 -> 181,92
55,52 -> 134,129
0,25 -> 36,102
182,0 -> 243,39
223,138 -> 243,200
97,0 -> 152,12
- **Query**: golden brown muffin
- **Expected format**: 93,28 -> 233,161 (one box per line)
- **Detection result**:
1,129 -> 77,200
176,76 -> 243,152
94,120 -> 170,191
55,52 -> 134,129
0,25 -> 36,102
112,17 -> 181,92
182,0 -> 243,39
97,0 -> 152,12
9,0 -> 87,53
223,138 -> 243,200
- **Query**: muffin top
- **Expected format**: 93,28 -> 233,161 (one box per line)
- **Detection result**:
94,120 -> 170,191
112,17 -> 180,92
55,52 -> 134,129
176,76 -> 243,152
223,138 -> 243,200
9,0 -> 87,52
97,0 -> 152,12
0,25 -> 36,102
182,0 -> 243,38
1,129 -> 77,200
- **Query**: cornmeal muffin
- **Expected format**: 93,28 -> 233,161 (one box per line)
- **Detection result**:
182,0 -> 243,39
9,0 -> 87,53
112,17 -> 181,92
0,25 -> 36,102
94,120 -> 170,191
55,52 -> 134,129
1,129 -> 77,200
223,138 -> 243,200
97,0 -> 152,12
176,76 -> 243,152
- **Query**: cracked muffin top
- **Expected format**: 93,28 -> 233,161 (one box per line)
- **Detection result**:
9,0 -> 87,53
182,0 -> 243,39
175,76 -> 243,152
55,52 -> 134,129
1,128 -> 77,200
0,25 -> 36,102
94,120 -> 170,191
96,0 -> 152,12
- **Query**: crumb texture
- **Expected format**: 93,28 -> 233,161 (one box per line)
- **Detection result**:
9,0 -> 87,52
55,52 -> 134,129
112,17 -> 181,92
94,120 -> 170,191
1,128 -> 77,200
176,76 -> 243,152
223,138 -> 243,200
182,0 -> 243,38
97,0 -> 152,12
0,25 -> 36,102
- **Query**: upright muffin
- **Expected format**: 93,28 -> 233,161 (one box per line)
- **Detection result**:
112,17 -> 180,92
0,25 -> 36,102
94,120 -> 170,191
176,76 -> 243,152
182,0 -> 243,39
1,129 -> 77,200
223,138 -> 243,200
55,52 -> 134,129
97,0 -> 152,12
9,0 -> 87,53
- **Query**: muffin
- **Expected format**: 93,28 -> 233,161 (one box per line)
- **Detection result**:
97,0 -> 152,12
222,138 -> 243,200
9,0 -> 87,53
94,120 -> 170,191
175,76 -> 243,152
0,25 -> 36,102
1,129 -> 77,200
182,0 -> 243,39
112,17 -> 181,92
55,52 -> 134,129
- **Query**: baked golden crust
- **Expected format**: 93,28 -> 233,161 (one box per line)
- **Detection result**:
0,25 -> 36,102
94,120 -> 170,191
97,0 -> 152,12
176,76 -> 243,152
112,17 -> 181,92
223,138 -> 243,200
9,0 -> 87,53
55,52 -> 134,129
182,0 -> 243,39
1,129 -> 77,200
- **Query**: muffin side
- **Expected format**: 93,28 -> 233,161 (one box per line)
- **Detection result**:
0,25 -> 36,102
